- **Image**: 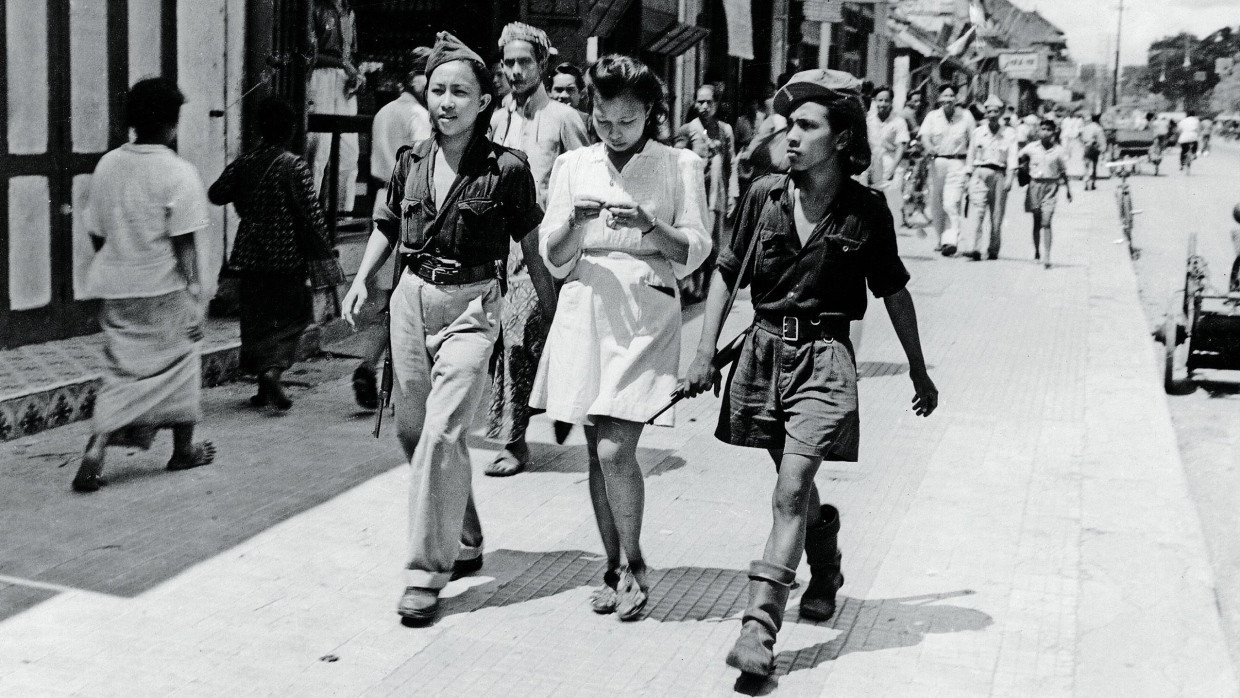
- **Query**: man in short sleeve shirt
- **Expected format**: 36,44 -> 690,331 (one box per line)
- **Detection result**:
684,69 -> 938,679
919,86 -> 975,256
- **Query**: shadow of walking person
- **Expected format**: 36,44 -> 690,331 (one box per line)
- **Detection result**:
735,590 -> 993,695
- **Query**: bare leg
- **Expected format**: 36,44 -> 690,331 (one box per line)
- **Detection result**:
1042,221 -> 1054,268
768,449 -> 823,529
1031,211 -> 1043,259
762,453 -> 825,570
592,418 -> 648,585
585,425 -> 622,571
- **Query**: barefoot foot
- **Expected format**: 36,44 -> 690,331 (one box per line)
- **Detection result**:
167,441 -> 217,471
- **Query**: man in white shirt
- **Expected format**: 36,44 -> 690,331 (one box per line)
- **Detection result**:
962,95 -> 1017,261
920,86 -> 976,256
487,22 -> 587,477
1080,113 -> 1107,190
351,50 -> 434,411
1177,110 -> 1201,171
867,86 -> 910,222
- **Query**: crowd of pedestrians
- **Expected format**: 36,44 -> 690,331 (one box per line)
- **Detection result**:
70,10 -> 947,680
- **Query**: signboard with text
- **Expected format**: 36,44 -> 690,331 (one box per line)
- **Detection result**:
998,52 -> 1048,81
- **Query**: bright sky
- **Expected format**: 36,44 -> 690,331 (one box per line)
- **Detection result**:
1010,0 -> 1239,67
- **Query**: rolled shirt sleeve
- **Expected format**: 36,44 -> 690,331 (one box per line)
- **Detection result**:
505,159 -> 544,243
538,153 -> 578,279
862,200 -> 910,298
166,165 -> 210,237
373,148 -> 409,247
670,149 -> 712,279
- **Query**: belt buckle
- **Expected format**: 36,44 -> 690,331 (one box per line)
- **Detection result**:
782,316 -> 799,342
429,267 -> 441,284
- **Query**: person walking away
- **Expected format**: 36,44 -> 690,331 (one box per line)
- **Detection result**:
1200,116 -> 1213,156
531,54 -> 712,621
340,33 -> 544,624
1059,108 -> 1085,178
351,49 -> 434,409
675,84 -> 738,301
919,86 -> 975,256
1019,119 -> 1072,268
962,95 -> 1017,261
683,68 -> 938,678
73,78 -> 217,492
487,22 -> 585,477
209,98 -> 336,410
1177,110 -> 1201,171
1080,114 -> 1106,190
305,0 -> 363,211
867,86 -> 910,224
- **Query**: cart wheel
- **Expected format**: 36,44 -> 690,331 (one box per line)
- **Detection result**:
1164,303 -> 1183,394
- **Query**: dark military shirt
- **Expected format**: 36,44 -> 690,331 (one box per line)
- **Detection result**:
717,174 -> 910,321
374,137 -> 543,267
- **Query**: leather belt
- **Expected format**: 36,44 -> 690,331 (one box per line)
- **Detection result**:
405,255 -> 496,286
754,313 -> 850,343
978,163 -> 1005,171
935,153 -> 967,159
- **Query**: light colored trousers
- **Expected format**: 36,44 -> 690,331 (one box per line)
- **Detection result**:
306,67 -> 359,211
390,272 -> 500,589
878,154 -> 904,225
964,168 -> 1008,257
928,157 -> 967,248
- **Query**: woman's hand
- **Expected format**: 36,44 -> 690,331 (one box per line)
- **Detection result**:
342,281 -> 368,329
604,201 -> 654,232
572,196 -> 605,226
680,352 -> 720,398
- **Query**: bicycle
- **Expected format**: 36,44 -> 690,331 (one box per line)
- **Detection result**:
1106,159 -> 1143,259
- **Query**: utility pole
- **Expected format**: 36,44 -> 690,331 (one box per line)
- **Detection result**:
1112,0 -> 1123,107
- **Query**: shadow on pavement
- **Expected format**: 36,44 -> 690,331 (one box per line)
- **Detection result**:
465,439 -> 686,477
442,550 -> 992,681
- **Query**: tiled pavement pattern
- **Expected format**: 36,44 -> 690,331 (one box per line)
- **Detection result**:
0,183 -> 1236,696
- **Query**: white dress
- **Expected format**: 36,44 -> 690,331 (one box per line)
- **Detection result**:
530,141 -> 711,426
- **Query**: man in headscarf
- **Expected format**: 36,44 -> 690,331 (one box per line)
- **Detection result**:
486,22 -> 587,477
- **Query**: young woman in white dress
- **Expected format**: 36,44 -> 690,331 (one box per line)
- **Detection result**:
531,55 -> 711,620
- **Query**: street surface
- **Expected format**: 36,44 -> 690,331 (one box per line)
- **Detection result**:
1126,138 -> 1240,672
0,165 -> 1237,696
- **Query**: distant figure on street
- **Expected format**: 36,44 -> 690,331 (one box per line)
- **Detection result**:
74,78 -> 217,492
1059,108 -> 1085,177
1200,115 -> 1214,156
683,68 -> 938,679
901,91 -> 924,139
532,54 -> 712,622
1178,110 -> 1201,171
1019,119 -> 1072,268
306,0 -> 363,211
209,98 -> 337,412
962,95 -> 1017,261
550,62 -> 588,116
487,22 -> 585,477
351,49 -> 434,410
920,86 -> 976,256
867,86 -> 910,222
675,84 -> 739,301
737,73 -> 793,186
1081,113 -> 1106,190
341,32 -> 544,625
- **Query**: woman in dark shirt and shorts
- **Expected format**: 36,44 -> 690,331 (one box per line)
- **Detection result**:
685,69 -> 939,678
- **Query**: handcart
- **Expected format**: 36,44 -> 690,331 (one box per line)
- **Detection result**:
1160,207 -> 1240,392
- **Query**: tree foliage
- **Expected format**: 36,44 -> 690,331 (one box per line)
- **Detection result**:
1146,27 -> 1240,113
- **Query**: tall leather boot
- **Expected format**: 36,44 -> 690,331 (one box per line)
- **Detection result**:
800,504 -> 844,622
726,560 -> 796,677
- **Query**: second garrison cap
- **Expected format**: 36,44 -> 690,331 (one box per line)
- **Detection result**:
773,69 -> 863,117
426,31 -> 485,78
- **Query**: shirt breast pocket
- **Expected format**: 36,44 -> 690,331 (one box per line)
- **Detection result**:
401,197 -> 427,248
458,198 -> 508,254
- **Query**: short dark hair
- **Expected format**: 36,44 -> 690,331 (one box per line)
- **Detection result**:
125,77 -> 185,138
255,97 -> 298,145
1040,118 -> 1058,130
587,54 -> 668,140
873,85 -> 893,100
553,62 -> 585,90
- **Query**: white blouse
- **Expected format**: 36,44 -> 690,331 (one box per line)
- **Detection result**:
539,141 -> 712,280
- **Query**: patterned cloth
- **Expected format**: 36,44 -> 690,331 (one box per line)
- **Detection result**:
486,276 -> 548,442
238,272 -> 313,373
208,146 -> 331,275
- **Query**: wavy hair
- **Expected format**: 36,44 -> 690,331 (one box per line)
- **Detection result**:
791,95 -> 871,176
586,54 -> 668,140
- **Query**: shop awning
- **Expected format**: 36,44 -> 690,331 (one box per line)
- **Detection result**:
643,22 -> 710,56
584,0 -> 636,38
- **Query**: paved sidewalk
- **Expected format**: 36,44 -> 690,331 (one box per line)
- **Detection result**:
0,183 -> 1235,696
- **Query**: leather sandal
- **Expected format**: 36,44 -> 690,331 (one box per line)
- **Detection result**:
590,569 -> 621,614
615,567 -> 649,621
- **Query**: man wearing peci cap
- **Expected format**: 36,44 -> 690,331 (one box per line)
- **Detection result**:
486,22 -> 588,477
684,69 -> 939,680
962,94 -> 1018,261
919,86 -> 976,256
